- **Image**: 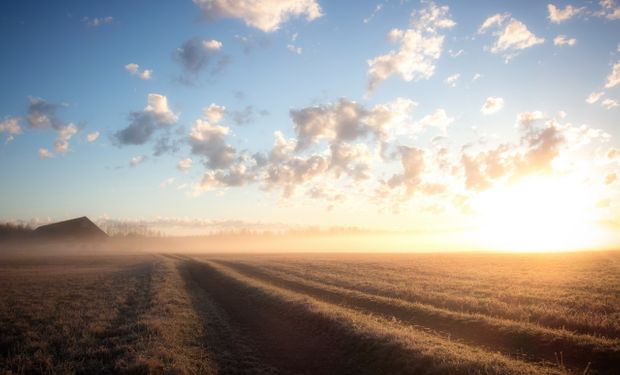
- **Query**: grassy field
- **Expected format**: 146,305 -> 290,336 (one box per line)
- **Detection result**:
1,251 -> 619,374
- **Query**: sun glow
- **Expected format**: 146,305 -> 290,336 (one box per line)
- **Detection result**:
471,176 -> 608,252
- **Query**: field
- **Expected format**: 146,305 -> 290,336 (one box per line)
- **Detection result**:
1,251 -> 619,374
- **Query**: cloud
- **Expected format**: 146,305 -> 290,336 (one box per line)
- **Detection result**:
516,111 -> 544,126
192,0 -> 323,32
480,97 -> 504,115
114,93 -> 178,146
130,155 -> 147,167
287,44 -> 303,54
367,2 -> 455,91
415,109 -> 454,133
125,63 -> 153,80
547,4 -> 584,23
596,0 -> 620,20
231,105 -> 267,126
177,158 -> 193,172
605,173 -> 617,185
26,97 -> 64,129
586,91 -> 605,104
387,146 -> 426,193
188,104 -> 236,169
38,148 -> 54,159
82,16 -> 114,27
86,131 -> 100,142
553,35 -> 576,46
605,61 -> 620,89
479,14 -> 544,60
601,98 -> 619,109
54,123 -> 78,153
472,73 -> 482,82
175,38 -> 227,81
0,117 -> 22,141
443,73 -> 460,87
363,3 -> 384,24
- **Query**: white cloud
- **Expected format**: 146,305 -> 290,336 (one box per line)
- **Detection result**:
86,131 -> 100,142
193,0 -> 323,32
54,123 -> 78,154
367,2 -> 455,91
481,97 -> 504,115
125,63 -> 153,80
586,91 -> 605,104
160,177 -> 175,188
178,158 -> 193,172
479,14 -> 544,60
114,93 -> 179,146
553,35 -> 576,46
130,155 -> 147,167
443,73 -> 460,87
415,109 -> 454,133
472,73 -> 482,82
601,98 -> 619,109
203,39 -> 222,50
605,61 -> 620,88
596,0 -> 620,20
82,16 -> 114,27
38,148 -> 54,159
287,44 -> 302,54
363,3 -> 384,24
516,111 -> 544,126
189,105 -> 236,169
547,4 -> 584,23
0,116 -> 21,135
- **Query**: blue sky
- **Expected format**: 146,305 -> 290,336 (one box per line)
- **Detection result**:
0,0 -> 619,248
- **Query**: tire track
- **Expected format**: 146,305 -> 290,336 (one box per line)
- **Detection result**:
183,258 -> 561,375
213,259 -> 620,374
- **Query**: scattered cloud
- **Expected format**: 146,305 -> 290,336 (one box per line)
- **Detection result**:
605,61 -> 620,88
443,73 -> 460,87
114,93 -> 179,146
287,44 -> 302,54
415,109 -> 454,133
478,13 -> 544,61
0,116 -> 22,143
86,131 -> 100,142
553,35 -> 576,46
601,98 -> 619,109
26,97 -> 64,129
472,73 -> 482,82
82,16 -> 114,27
54,123 -> 78,154
448,49 -> 464,57
178,158 -> 193,172
38,148 -> 54,159
587,91 -> 605,104
124,63 -> 153,80
363,3 -> 384,24
481,97 -> 504,115
596,0 -> 620,20
231,105 -> 267,126
189,104 -> 236,169
175,38 -> 227,82
367,1 -> 455,92
130,155 -> 147,167
547,4 -> 584,24
160,177 -> 175,188
192,0 -> 323,32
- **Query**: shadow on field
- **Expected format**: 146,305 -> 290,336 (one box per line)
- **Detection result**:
85,262 -> 155,373
179,259 -> 432,375
215,260 -> 620,374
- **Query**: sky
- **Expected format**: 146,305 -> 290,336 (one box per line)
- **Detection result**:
0,0 -> 619,250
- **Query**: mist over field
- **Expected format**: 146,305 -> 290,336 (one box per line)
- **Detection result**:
2,0 -> 620,373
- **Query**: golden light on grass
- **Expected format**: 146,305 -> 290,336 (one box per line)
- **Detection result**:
471,175 -> 609,252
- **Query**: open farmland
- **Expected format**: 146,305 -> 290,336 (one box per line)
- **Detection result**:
1,251 -> 619,374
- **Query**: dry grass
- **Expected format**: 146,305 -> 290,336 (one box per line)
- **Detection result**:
1,250 -> 618,374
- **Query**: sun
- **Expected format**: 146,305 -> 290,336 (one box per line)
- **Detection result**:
470,175 -> 608,252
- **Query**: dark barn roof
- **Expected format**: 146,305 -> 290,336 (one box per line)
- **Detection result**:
34,216 -> 108,239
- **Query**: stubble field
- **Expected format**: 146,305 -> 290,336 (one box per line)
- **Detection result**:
1,251 -> 619,374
